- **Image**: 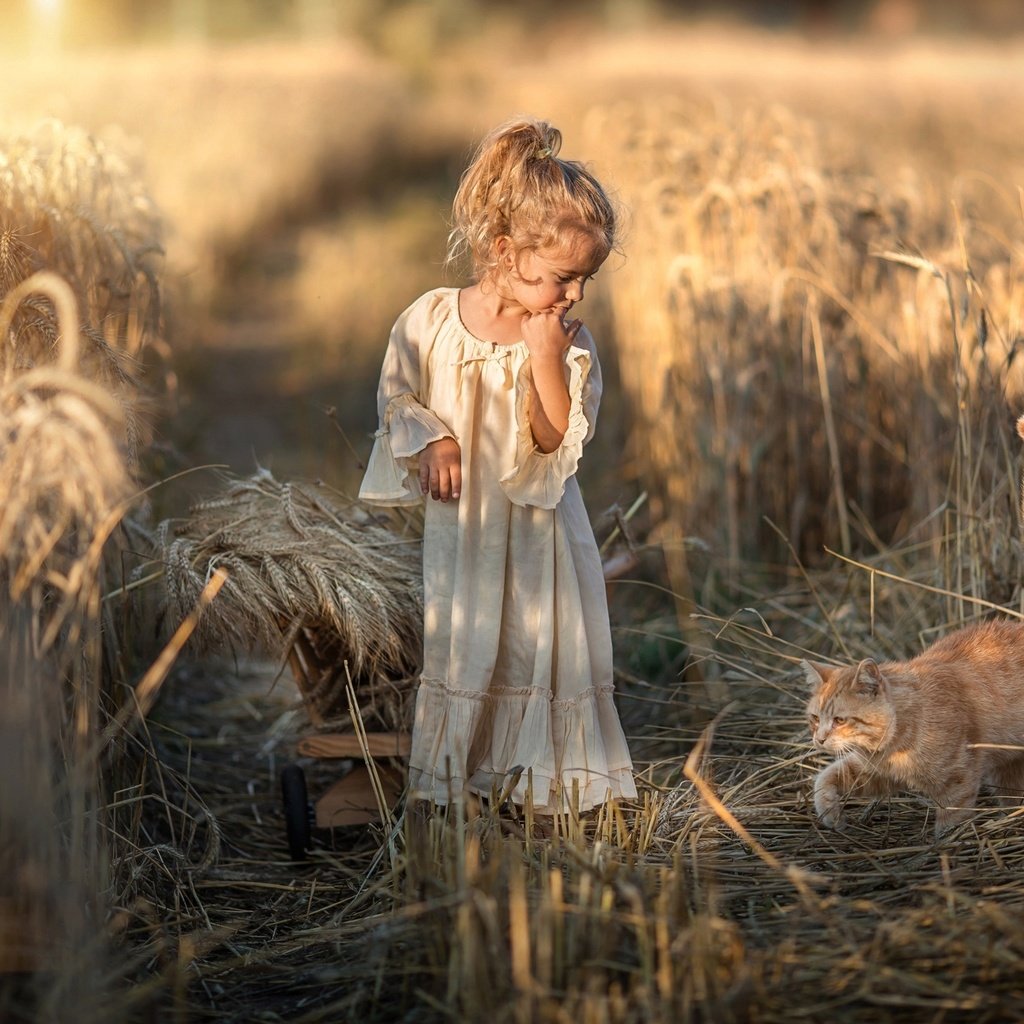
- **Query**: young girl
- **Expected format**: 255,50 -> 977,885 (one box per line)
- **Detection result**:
359,117 -> 637,813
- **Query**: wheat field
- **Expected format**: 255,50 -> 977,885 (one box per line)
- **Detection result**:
2,16 -> 1024,1023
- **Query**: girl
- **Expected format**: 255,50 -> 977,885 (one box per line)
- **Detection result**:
359,117 -> 637,813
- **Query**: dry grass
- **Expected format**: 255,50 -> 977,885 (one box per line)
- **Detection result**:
589,95 -> 1024,571
126,553 -> 1024,1023
0,117 -> 162,657
0,44 -> 410,282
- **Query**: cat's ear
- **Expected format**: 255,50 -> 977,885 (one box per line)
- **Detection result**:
801,660 -> 831,690
854,658 -> 886,697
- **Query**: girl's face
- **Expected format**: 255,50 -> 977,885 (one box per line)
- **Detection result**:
498,236 -> 605,318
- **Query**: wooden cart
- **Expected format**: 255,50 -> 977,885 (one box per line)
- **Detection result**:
278,629 -> 413,859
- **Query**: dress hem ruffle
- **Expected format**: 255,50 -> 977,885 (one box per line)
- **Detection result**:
407,675 -> 638,814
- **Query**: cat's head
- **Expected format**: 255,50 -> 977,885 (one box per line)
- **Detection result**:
803,658 -> 894,753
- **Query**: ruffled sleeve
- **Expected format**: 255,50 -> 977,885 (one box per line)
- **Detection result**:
359,291 -> 456,506
499,328 -> 602,510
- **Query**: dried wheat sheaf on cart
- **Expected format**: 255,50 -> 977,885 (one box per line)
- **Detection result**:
159,471 -> 424,729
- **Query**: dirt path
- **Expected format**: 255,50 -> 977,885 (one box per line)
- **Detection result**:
167,244 -> 378,510
149,658 -> 387,1020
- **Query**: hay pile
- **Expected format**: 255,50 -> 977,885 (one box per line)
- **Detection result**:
157,470 -> 423,729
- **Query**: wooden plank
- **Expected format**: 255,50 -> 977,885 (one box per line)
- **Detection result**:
0,899 -> 41,973
297,731 -> 411,760
314,764 -> 404,827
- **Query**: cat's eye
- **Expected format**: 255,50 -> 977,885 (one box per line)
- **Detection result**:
832,716 -> 847,726
808,714 -> 819,725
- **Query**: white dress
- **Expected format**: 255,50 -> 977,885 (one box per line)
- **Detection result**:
359,287 -> 636,812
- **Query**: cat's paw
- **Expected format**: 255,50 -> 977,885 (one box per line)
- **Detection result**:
815,796 -> 845,829
934,806 -> 973,839
813,775 -> 846,829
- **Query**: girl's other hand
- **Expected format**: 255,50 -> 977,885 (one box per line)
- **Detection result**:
420,437 -> 462,502
521,310 -> 582,360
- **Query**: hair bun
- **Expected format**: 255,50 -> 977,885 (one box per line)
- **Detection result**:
534,125 -> 561,162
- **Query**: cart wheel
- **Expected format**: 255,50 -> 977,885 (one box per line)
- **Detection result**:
281,764 -> 313,860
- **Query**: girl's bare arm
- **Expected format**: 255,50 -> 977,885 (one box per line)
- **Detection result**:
521,311 -> 582,453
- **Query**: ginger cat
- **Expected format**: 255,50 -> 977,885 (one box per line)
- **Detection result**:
804,619 -> 1024,837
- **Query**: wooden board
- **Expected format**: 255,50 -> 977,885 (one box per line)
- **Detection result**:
297,731 -> 411,760
0,899 -> 41,973
314,764 -> 405,827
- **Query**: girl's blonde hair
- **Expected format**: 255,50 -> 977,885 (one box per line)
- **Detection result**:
447,117 -> 617,280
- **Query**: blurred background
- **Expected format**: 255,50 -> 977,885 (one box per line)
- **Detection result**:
0,0 -> 1019,577
5,0 -> 1024,50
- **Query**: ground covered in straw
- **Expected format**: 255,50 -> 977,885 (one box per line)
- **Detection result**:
133,551 -> 1024,1022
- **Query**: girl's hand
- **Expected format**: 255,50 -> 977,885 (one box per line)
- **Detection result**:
419,437 -> 462,502
520,310 -> 582,360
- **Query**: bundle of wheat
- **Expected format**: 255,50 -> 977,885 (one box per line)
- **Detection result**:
158,470 -> 423,728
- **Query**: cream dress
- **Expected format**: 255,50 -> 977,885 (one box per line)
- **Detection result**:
359,287 -> 636,812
